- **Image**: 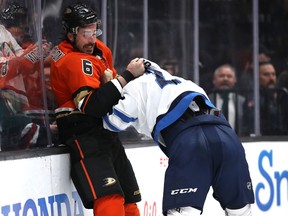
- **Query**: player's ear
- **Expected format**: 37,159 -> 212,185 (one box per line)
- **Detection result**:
67,32 -> 74,42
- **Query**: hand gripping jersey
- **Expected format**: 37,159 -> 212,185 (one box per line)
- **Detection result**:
50,39 -> 117,113
103,59 -> 215,145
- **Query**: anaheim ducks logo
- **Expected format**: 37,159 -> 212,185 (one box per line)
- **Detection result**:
102,177 -> 116,187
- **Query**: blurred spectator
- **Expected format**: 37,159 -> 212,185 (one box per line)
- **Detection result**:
277,70 -> 288,90
258,62 -> 281,135
160,57 -> 179,75
276,70 -> 288,133
238,44 -> 273,97
245,61 -> 287,135
208,64 -> 247,135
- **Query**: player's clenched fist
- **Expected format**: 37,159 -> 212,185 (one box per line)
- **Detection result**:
126,58 -> 145,78
101,68 -> 113,84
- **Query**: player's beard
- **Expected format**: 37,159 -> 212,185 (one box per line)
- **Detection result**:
82,43 -> 95,54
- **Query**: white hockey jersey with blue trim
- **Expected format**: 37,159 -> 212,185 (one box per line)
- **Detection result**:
103,59 -> 214,145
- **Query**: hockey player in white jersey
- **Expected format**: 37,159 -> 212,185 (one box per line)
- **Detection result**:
103,59 -> 254,216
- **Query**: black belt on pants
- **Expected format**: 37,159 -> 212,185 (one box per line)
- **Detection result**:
180,107 -> 221,120
161,107 -> 221,154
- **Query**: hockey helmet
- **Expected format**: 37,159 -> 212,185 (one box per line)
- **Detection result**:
62,3 -> 102,36
1,3 -> 27,28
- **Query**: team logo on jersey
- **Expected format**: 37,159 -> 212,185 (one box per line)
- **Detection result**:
51,46 -> 64,62
102,177 -> 116,187
1,41 -> 16,57
1,62 -> 8,77
82,59 -> 93,76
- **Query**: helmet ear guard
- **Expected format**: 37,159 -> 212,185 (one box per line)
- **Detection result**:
62,3 -> 102,36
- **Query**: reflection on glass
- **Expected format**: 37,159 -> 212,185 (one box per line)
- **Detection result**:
198,1 -> 254,136
108,0 -> 144,73
148,1 -> 194,80
0,0 -> 57,151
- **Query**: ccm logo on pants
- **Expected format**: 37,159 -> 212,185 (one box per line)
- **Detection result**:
171,188 -> 198,195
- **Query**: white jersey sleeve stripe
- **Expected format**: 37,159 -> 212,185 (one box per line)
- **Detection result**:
103,116 -> 122,132
103,108 -> 138,132
113,108 -> 138,123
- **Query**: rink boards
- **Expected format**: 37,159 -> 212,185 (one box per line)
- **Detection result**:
0,140 -> 287,216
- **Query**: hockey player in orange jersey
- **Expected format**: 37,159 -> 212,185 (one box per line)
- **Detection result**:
50,3 -> 145,216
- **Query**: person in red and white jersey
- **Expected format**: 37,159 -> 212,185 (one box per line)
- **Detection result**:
0,13 -> 53,150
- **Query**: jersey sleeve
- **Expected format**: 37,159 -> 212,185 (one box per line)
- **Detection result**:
103,84 -> 139,132
0,55 -> 38,87
80,81 -> 123,117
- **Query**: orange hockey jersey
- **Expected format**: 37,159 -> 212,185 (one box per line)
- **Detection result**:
50,39 -> 117,112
